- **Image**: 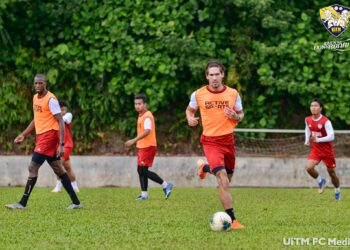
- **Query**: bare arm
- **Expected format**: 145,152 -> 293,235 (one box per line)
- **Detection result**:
14,120 -> 35,144
186,106 -> 199,126
54,113 -> 65,157
125,129 -> 150,147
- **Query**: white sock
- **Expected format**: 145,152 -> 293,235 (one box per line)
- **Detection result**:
162,181 -> 168,188
141,191 -> 148,197
316,176 -> 323,183
71,181 -> 78,189
56,180 -> 62,188
335,187 -> 340,193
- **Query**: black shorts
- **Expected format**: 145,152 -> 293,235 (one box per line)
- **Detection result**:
212,166 -> 234,175
32,152 -> 60,165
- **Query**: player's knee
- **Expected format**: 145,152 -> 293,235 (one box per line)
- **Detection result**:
327,169 -> 336,176
305,164 -> 313,171
50,163 -> 65,176
219,179 -> 229,190
54,168 -> 65,176
61,160 -> 67,167
28,163 -> 39,176
63,163 -> 71,172
217,172 -> 229,188
137,166 -> 148,176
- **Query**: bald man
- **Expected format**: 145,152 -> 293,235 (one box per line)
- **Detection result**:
5,74 -> 82,209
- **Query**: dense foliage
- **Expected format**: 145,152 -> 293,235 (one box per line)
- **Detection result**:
1,0 -> 349,152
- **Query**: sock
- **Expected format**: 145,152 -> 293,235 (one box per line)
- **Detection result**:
19,177 -> 38,207
225,208 -> 236,222
71,181 -> 78,189
147,170 -> 164,185
203,164 -> 210,173
335,187 -> 340,193
141,191 -> 148,197
137,166 -> 148,192
162,181 -> 168,188
317,176 -> 323,183
60,173 -> 80,205
56,180 -> 62,188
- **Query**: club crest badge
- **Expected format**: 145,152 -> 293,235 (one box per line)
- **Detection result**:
320,4 -> 350,37
318,124 -> 323,129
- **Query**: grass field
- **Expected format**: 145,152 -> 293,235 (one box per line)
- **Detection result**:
0,187 -> 349,249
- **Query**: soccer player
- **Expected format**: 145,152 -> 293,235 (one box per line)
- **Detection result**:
52,101 -> 79,193
186,60 -> 244,229
304,98 -> 340,200
5,74 -> 83,209
125,94 -> 173,200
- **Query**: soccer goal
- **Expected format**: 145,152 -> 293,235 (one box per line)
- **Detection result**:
234,128 -> 350,157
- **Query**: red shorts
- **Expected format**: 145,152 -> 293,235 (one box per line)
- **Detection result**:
308,151 -> 336,169
63,147 -> 73,161
34,130 -> 59,157
201,134 -> 235,172
137,146 -> 157,167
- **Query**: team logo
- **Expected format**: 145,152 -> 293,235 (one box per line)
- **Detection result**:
34,104 -> 43,113
320,4 -> 350,37
204,100 -> 229,110
318,124 -> 323,129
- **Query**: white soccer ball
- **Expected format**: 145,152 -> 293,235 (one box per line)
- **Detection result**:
209,212 -> 232,231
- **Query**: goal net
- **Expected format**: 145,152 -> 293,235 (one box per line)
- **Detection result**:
234,129 -> 350,157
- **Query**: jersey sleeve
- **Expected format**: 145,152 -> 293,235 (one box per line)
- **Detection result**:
316,120 -> 335,142
305,119 -> 311,144
48,98 -> 61,115
144,117 -> 152,130
63,112 -> 73,124
188,91 -> 198,109
234,93 -> 243,111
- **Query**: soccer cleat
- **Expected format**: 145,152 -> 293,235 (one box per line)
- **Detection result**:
335,192 -> 341,201
197,159 -> 207,180
136,195 -> 148,201
163,183 -> 173,200
67,203 -> 83,209
318,178 -> 326,194
231,220 -> 245,230
5,203 -> 26,210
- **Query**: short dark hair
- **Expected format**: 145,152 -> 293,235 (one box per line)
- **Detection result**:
311,98 -> 323,108
34,74 -> 47,82
205,60 -> 225,75
59,100 -> 68,108
134,94 -> 147,103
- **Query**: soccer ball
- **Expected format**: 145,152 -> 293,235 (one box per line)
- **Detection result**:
209,212 -> 232,231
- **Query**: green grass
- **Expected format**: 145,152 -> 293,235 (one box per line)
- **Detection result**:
0,187 -> 349,250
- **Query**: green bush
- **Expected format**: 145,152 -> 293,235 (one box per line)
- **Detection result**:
0,0 -> 349,153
